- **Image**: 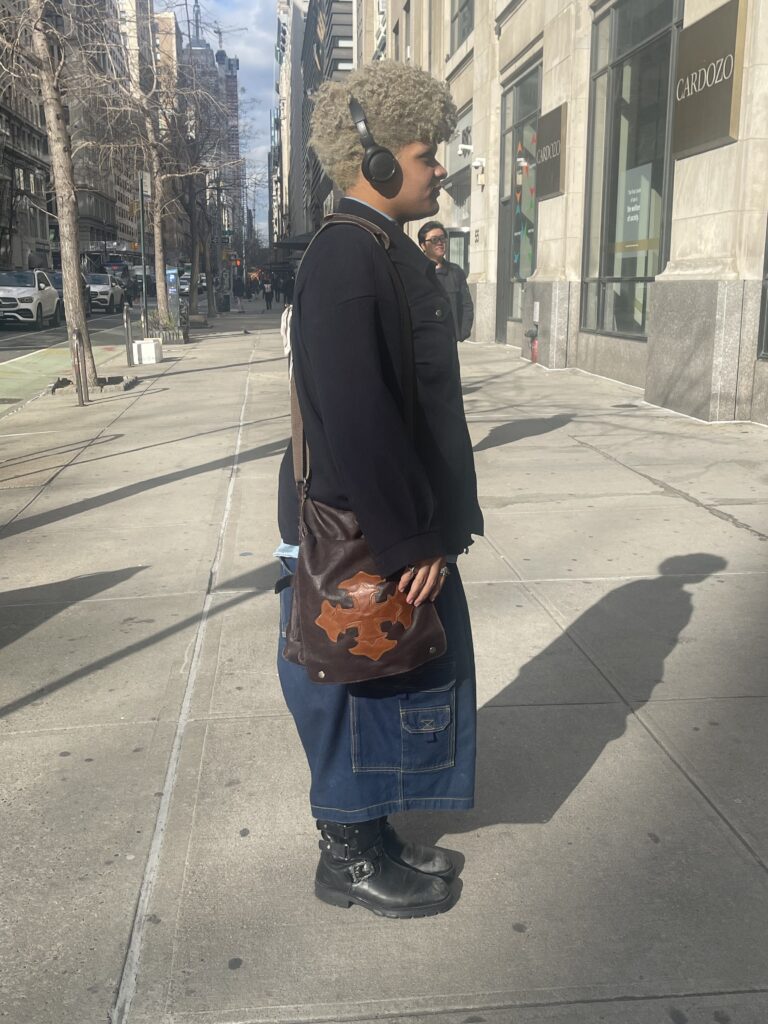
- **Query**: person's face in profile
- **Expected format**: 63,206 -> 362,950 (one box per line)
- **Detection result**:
391,141 -> 447,222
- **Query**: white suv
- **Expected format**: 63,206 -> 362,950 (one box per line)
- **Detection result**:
0,269 -> 62,329
86,273 -> 125,313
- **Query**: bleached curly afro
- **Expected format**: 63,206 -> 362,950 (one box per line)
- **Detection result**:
310,61 -> 458,191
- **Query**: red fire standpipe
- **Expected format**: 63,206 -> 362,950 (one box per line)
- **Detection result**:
524,326 -> 538,364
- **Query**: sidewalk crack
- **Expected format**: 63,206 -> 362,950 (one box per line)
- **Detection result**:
572,436 -> 768,542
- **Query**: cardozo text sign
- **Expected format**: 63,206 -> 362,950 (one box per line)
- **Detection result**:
536,103 -> 567,201
672,0 -> 746,160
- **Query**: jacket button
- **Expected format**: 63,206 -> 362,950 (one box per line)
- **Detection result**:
435,308 -> 444,319
318,670 -> 325,680
428,645 -> 437,655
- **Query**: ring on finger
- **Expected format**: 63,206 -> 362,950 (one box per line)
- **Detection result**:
439,565 -> 451,578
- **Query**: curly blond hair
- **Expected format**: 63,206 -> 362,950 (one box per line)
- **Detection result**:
310,61 -> 458,191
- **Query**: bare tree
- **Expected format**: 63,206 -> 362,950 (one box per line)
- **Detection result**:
0,0 -> 99,383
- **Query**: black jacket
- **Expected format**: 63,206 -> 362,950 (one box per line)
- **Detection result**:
435,259 -> 474,341
277,198 -> 483,578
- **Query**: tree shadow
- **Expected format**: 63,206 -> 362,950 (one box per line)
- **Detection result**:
473,414 -> 575,452
160,357 -> 286,377
0,437 -> 289,539
0,563 -> 275,719
0,568 -> 146,655
401,553 -> 728,847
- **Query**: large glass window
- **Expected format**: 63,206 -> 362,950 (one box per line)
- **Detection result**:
582,0 -> 682,338
450,0 -> 473,54
497,66 -> 540,330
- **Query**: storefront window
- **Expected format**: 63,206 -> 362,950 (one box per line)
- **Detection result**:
497,65 -> 541,335
582,0 -> 681,338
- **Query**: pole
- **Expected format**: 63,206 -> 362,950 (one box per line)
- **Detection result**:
215,172 -> 222,312
72,327 -> 89,404
123,304 -> 134,366
139,171 -> 149,332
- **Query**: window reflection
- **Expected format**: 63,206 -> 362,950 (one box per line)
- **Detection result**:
582,0 -> 677,337
497,67 -> 540,333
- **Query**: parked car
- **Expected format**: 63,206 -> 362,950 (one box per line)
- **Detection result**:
86,273 -> 124,313
0,269 -> 61,329
179,272 -> 207,297
49,271 -> 92,316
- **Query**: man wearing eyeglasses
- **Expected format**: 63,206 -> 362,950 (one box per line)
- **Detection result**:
418,221 -> 474,342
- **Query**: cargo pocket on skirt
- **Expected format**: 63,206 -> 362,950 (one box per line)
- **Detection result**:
350,668 -> 457,774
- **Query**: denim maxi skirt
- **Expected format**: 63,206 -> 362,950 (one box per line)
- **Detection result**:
276,557 -> 477,823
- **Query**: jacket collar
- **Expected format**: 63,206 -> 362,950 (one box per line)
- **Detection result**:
337,197 -> 435,278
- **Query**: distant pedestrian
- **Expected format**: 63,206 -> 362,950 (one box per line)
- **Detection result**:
263,278 -> 273,310
274,277 -> 282,304
283,273 -> 294,306
418,221 -> 474,341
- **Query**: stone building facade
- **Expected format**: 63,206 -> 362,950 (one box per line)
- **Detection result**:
0,74 -> 52,269
378,0 -> 768,424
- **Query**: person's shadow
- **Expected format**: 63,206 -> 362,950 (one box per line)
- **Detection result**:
398,553 -> 728,849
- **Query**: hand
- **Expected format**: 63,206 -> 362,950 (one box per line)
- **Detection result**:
398,556 -> 448,606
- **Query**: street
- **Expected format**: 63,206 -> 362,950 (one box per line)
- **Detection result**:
1,312 -> 767,1024
0,310 -> 125,364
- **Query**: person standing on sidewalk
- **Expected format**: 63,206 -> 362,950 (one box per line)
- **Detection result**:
418,221 -> 474,342
263,277 -> 273,310
275,60 -> 483,919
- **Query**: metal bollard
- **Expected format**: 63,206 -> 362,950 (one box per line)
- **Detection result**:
73,327 -> 90,404
123,305 -> 134,366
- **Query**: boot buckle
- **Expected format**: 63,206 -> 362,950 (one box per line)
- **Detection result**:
349,860 -> 375,884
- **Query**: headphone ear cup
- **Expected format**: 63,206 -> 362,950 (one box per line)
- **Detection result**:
363,146 -> 397,184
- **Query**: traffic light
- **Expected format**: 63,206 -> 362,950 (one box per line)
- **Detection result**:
235,259 -> 241,267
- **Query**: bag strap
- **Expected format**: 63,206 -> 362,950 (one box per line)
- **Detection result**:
290,212 -> 415,488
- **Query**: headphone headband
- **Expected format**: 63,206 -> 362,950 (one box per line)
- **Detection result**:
349,97 -> 375,150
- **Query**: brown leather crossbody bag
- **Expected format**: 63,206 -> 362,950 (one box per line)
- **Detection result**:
281,213 -> 447,685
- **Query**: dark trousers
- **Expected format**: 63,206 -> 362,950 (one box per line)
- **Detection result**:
276,557 -> 477,823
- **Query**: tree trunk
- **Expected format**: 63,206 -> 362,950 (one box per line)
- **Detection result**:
187,179 -> 199,316
204,225 -> 216,318
29,0 -> 98,385
148,149 -> 169,324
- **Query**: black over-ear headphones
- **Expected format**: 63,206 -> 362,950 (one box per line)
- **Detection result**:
348,97 -> 398,184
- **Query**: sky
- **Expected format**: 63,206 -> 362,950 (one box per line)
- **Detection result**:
193,0 -> 277,232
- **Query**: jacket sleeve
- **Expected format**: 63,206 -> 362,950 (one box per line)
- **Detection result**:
296,228 -> 444,577
458,267 -> 474,341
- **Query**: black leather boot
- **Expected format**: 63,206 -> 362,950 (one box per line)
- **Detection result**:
380,819 -> 457,883
315,820 -> 456,918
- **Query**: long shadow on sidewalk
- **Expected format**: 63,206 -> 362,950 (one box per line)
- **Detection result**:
404,553 -> 728,847
0,565 -> 273,720
473,414 -> 575,451
0,568 -> 146,651
0,438 -> 288,539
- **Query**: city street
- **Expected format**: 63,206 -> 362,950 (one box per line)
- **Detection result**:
0,308 -> 155,416
1,309 -> 767,1024
0,310 -> 125,364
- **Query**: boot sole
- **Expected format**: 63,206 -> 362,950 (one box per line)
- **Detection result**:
314,881 -> 457,918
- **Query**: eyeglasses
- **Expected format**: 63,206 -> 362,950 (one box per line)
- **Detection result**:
425,236 -> 447,245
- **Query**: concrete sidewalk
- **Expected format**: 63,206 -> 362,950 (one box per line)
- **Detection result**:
1,315 -> 767,1024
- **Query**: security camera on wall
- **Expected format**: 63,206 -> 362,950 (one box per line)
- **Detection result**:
471,157 -> 486,171
457,143 -> 473,158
